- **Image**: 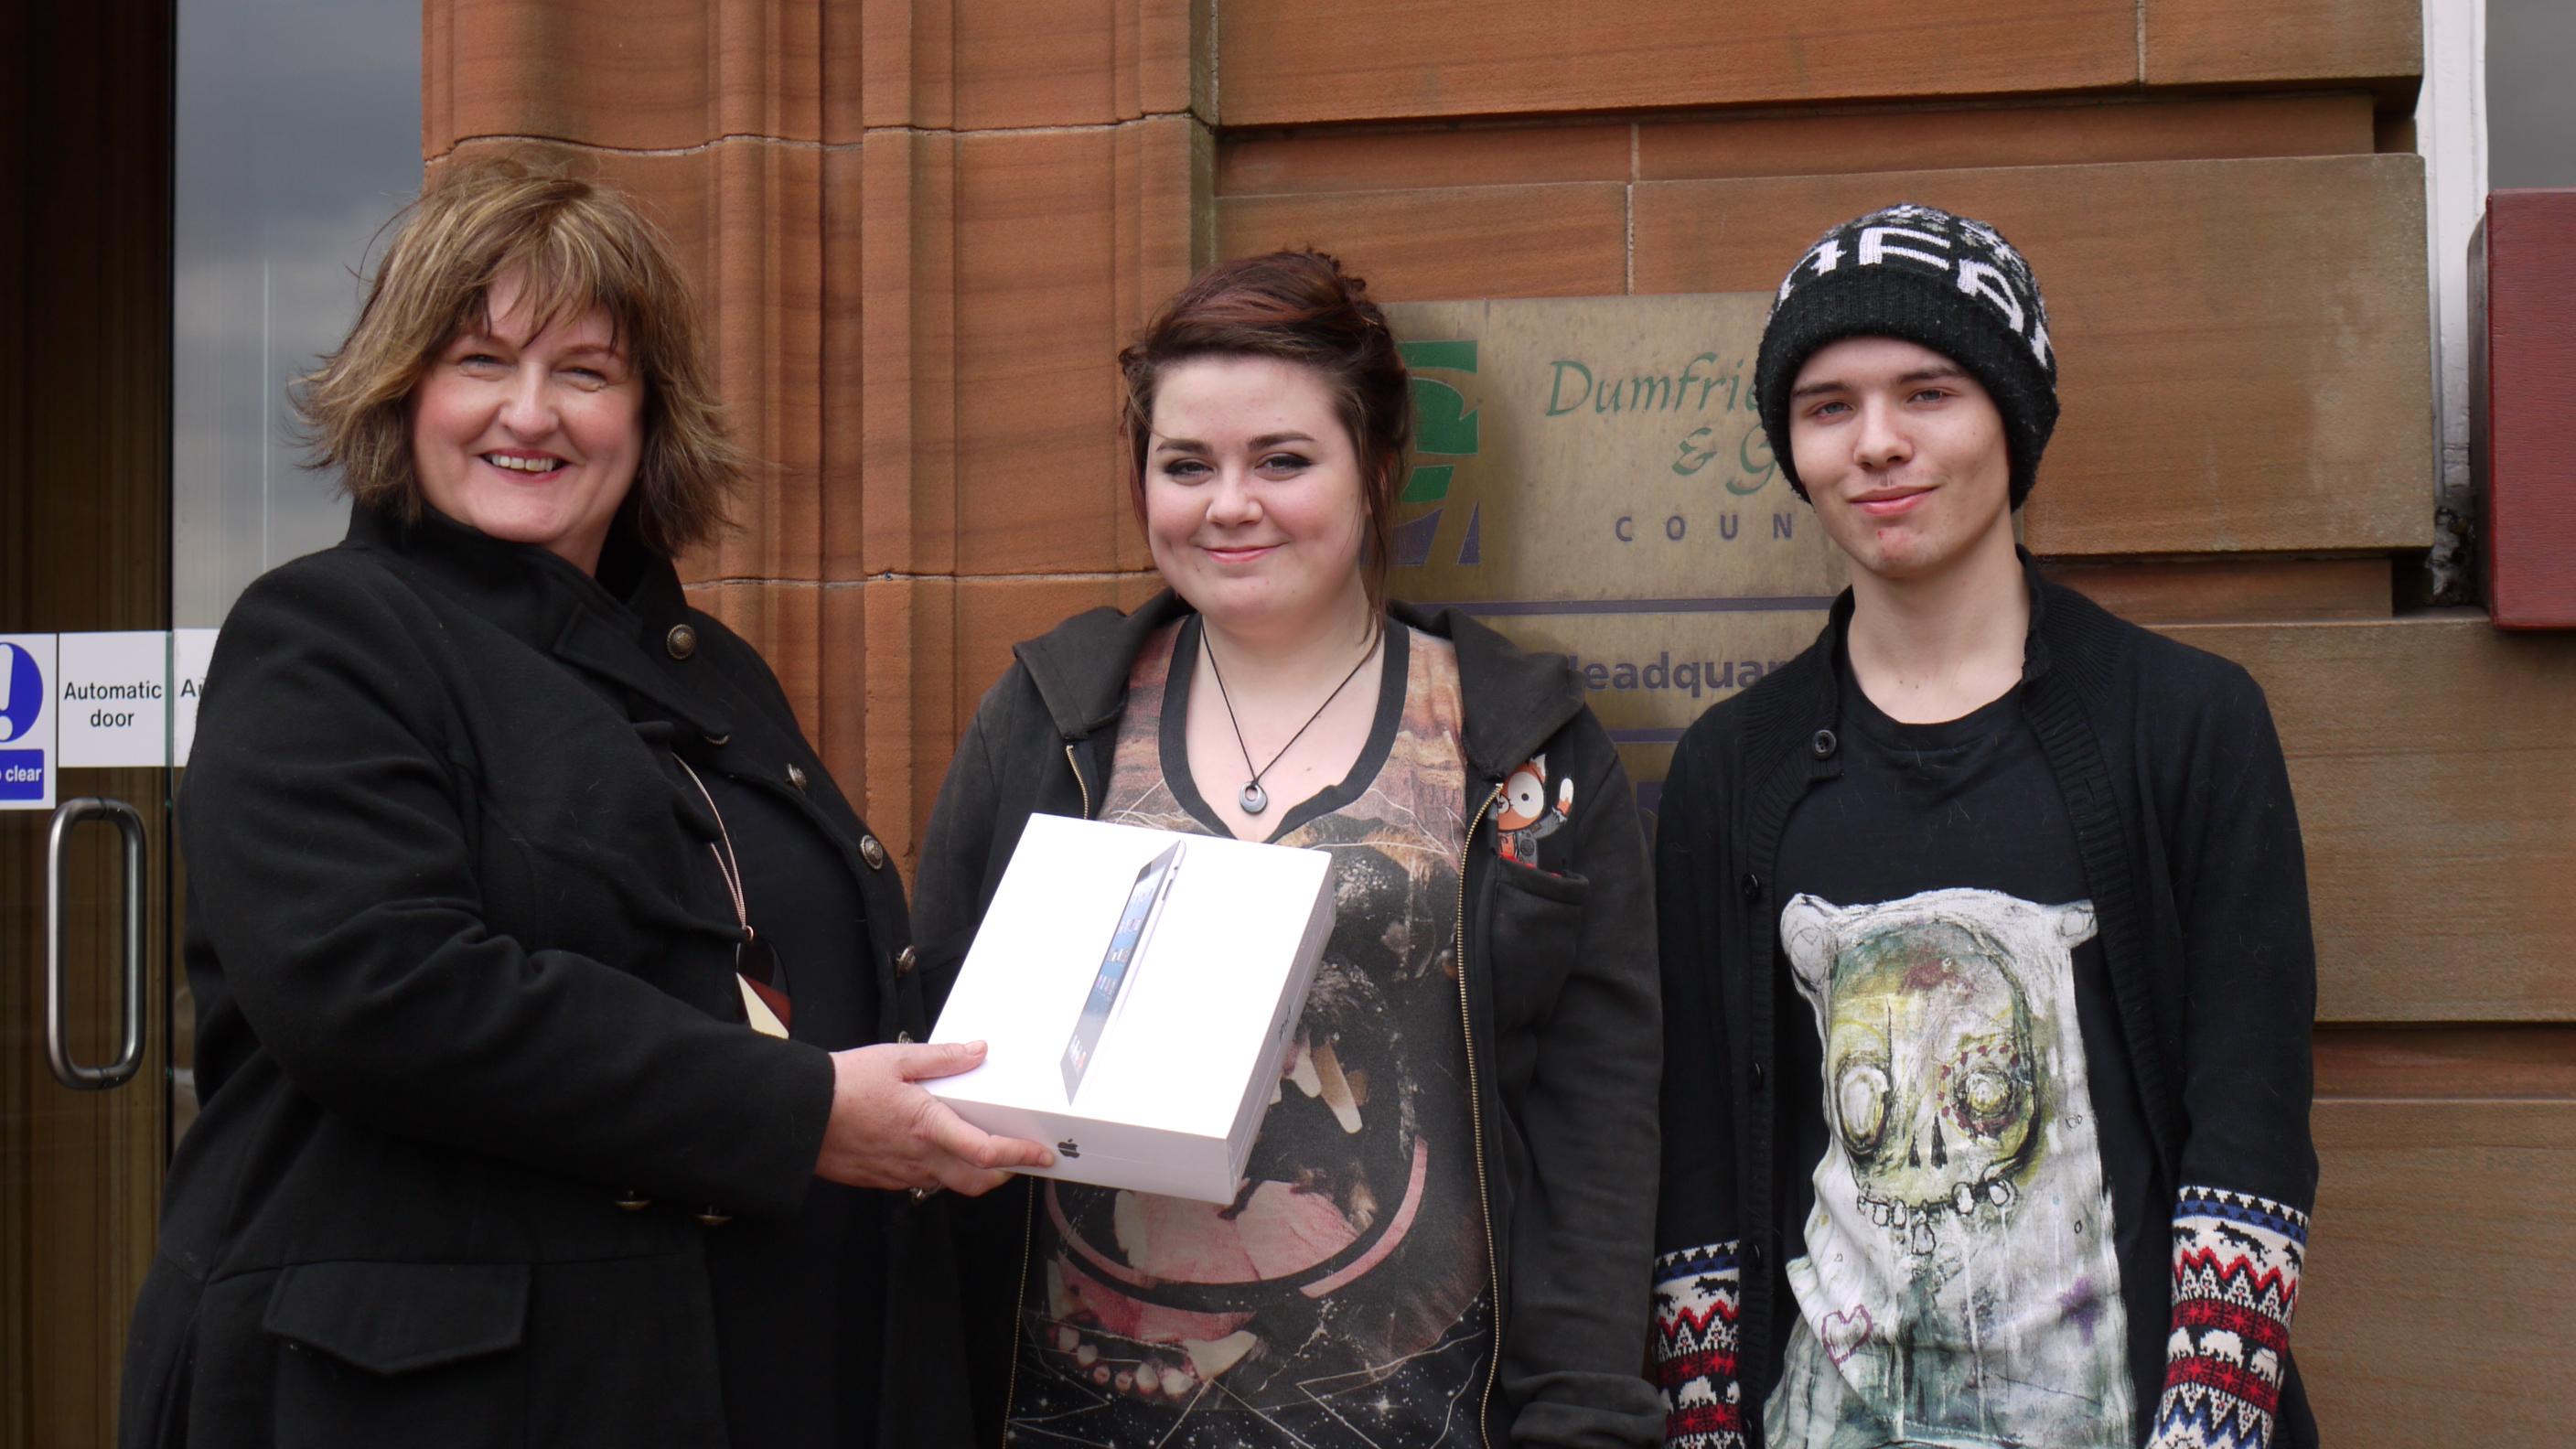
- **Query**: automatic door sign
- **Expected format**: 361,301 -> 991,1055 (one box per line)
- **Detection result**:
0,634 -> 59,809
58,631 -> 170,768
173,629 -> 218,767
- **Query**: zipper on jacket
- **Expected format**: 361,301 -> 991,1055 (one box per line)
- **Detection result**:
1455,779 -> 1506,1444
998,1180 -> 1037,1447
1003,743 -> 1087,1444
1063,742 -> 1092,820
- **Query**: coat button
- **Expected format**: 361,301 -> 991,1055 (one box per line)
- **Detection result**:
1739,873 -> 1761,904
615,1190 -> 649,1211
1810,728 -> 1838,759
859,834 -> 887,870
665,624 -> 697,660
895,946 -> 917,977
787,764 -> 808,791
695,1208 -> 731,1227
703,733 -> 728,748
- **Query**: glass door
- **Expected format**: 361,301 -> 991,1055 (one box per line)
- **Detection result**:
2,5 -> 179,1442
0,2 -> 417,1444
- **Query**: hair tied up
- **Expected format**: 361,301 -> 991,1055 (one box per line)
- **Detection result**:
1120,251 -> 1413,617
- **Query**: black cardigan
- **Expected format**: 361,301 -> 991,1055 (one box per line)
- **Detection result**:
911,592 -> 1668,1449
120,504 -> 975,1449
1653,557 -> 2319,1444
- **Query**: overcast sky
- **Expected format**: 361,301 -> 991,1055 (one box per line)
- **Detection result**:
2490,0 -> 2576,189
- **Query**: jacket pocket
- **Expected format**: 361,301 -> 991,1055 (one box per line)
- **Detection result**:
263,1261 -> 529,1449
1487,857 -> 1588,1039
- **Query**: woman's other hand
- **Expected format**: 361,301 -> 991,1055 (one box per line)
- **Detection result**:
816,1041 -> 1054,1196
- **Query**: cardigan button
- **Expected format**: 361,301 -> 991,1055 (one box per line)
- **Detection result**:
1745,1242 -> 1766,1274
859,834 -> 887,870
787,764 -> 808,791
614,1190 -> 649,1211
694,1208 -> 732,1227
1750,1060 -> 1766,1090
895,946 -> 917,977
1810,728 -> 1838,759
1739,873 -> 1761,904
665,624 -> 698,660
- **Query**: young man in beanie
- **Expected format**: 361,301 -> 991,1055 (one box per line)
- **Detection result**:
1650,204 -> 2318,1449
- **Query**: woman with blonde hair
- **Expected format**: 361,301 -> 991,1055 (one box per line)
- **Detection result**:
118,156 -> 1044,1449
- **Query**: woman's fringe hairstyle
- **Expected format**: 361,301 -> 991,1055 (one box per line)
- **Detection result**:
296,153 -> 745,557
1120,251 -> 1413,619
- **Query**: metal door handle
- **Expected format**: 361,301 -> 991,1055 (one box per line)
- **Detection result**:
47,798 -> 147,1090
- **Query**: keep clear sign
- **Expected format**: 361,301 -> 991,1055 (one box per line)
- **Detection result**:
1380,295 -> 1846,811
0,634 -> 59,809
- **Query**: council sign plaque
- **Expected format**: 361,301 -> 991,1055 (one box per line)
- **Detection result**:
1382,295 -> 1847,812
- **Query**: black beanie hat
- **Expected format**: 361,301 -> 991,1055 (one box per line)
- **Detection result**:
1755,203 -> 2058,509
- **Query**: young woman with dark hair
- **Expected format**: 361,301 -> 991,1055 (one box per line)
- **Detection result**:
913,251 -> 1665,1449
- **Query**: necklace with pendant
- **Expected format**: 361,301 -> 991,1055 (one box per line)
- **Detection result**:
1202,623 -> 1378,815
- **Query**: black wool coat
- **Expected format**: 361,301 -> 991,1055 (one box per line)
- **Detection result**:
119,504 -> 974,1449
911,592 -> 1668,1449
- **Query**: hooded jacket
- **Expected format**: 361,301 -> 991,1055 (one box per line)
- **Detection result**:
1652,558 -> 2319,1449
911,591 -> 1668,1449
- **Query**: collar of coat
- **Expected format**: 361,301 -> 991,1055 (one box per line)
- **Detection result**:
1728,545 -> 2155,759
339,500 -> 735,744
1008,589 -> 1589,783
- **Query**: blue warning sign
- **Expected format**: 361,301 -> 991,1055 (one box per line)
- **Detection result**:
0,636 -> 57,809
0,641 -> 40,744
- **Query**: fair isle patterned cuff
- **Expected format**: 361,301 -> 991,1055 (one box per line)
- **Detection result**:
2148,1186 -> 2310,1449
1653,1243 -> 1747,1449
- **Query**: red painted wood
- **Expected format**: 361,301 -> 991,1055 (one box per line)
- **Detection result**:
2479,189 -> 2576,628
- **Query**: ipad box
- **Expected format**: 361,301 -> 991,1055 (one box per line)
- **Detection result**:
925,813 -> 1336,1203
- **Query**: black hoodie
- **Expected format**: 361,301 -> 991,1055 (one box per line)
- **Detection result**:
911,591 -> 1668,1449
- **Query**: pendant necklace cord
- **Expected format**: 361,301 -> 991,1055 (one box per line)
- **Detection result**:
1202,622 -> 1378,815
674,757 -> 750,936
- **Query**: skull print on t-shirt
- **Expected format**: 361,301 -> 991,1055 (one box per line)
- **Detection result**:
1769,888 -> 2131,1449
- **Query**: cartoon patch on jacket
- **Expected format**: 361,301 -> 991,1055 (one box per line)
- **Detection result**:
1495,754 -> 1572,864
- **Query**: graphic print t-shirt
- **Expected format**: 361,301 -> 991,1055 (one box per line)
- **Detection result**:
1006,617 -> 1491,1449
1766,647 -> 2161,1449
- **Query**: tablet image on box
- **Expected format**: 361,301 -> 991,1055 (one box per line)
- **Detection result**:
1061,839 -> 1183,1098
926,815 -> 1336,1203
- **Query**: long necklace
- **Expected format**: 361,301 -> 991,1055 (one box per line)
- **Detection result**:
1202,623 -> 1377,815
